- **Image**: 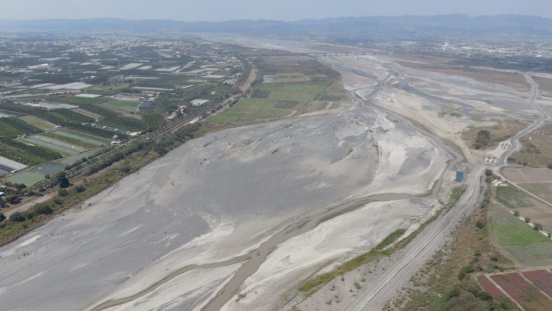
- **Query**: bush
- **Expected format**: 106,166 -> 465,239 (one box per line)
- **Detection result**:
9,212 -> 25,222
75,185 -> 86,193
525,217 -> 530,223
32,203 -> 53,215
476,220 -> 486,229
534,223 -> 543,231
5,194 -> 18,203
514,211 -> 519,216
58,189 -> 68,197
476,291 -> 493,301
548,163 -> 552,169
0,212 -> 5,222
490,256 -> 498,262
458,265 -> 474,280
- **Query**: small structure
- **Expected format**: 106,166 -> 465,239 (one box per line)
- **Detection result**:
191,99 -> 209,106
138,101 -> 154,111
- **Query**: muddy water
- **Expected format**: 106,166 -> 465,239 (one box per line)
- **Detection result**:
91,193 -> 414,311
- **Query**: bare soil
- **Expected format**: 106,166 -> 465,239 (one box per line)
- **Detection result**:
461,118 -> 529,150
239,67 -> 258,92
398,60 -> 530,92
533,76 -> 552,97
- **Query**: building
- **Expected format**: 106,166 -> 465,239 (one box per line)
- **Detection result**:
191,99 -> 209,106
138,101 -> 154,111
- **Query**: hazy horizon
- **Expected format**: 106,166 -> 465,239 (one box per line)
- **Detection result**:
1,0 -> 551,22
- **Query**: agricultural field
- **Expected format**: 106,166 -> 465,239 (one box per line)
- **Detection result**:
503,167 -> 552,183
477,275 -> 508,299
6,171 -> 45,185
490,273 -> 552,310
520,183 -> 552,205
492,203 -> 552,266
495,186 -> 542,209
101,101 -> 140,114
521,270 -> 552,298
49,96 -> 109,105
210,81 -> 344,124
19,115 -> 56,130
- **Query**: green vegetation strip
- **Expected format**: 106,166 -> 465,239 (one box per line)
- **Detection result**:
298,186 -> 466,295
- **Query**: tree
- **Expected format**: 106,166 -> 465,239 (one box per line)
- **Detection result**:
0,212 -> 5,222
476,220 -> 486,229
58,189 -> 68,197
485,169 -> 493,176
44,174 -> 50,180
54,172 -> 69,188
514,211 -> 520,216
548,163 -> 552,169
525,217 -> 531,223
5,194 -> 17,203
534,223 -> 543,231
75,185 -> 86,193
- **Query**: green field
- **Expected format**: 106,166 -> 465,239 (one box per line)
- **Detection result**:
256,81 -> 328,93
495,186 -> 540,209
209,98 -> 293,123
55,130 -> 110,145
492,203 -> 552,266
49,96 -> 109,105
102,101 -> 140,114
210,82 -> 330,124
6,171 -> 45,185
19,115 -> 56,130
521,183 -> 552,204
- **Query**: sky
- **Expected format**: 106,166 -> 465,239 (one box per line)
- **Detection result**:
2,0 -> 551,21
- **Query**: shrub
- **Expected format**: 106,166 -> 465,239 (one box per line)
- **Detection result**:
476,291 -> 493,301
0,212 -> 5,222
548,163 -> 552,169
9,212 -> 25,222
5,194 -> 18,203
458,265 -> 474,280
476,220 -> 486,229
514,211 -> 519,216
525,217 -> 530,223
75,185 -> 86,193
58,189 -> 68,197
490,256 -> 498,262
32,203 -> 53,215
485,169 -> 493,176
534,223 -> 543,231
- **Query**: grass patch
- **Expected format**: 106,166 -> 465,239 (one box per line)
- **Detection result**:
102,101 -> 141,114
376,229 -> 406,250
19,115 -> 55,130
40,132 -> 99,149
492,203 -> 551,246
495,186 -> 539,209
49,96 -> 109,105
